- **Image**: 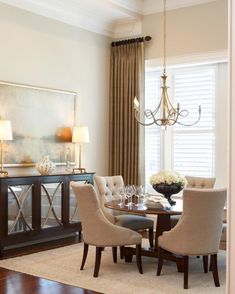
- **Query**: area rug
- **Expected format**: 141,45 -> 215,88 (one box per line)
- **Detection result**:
0,240 -> 226,294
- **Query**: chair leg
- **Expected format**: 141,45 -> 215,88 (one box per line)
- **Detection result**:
80,243 -> 89,270
149,228 -> 154,248
211,254 -> 220,287
120,246 -> 124,259
209,256 -> 212,271
183,256 -> 189,289
157,247 -> 164,276
203,255 -> 208,273
112,247 -> 117,263
136,244 -> 143,274
93,247 -> 102,277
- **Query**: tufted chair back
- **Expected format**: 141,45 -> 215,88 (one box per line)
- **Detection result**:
185,176 -> 216,189
94,175 -> 125,221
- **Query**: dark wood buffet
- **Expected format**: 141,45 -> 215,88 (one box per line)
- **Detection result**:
0,172 -> 95,257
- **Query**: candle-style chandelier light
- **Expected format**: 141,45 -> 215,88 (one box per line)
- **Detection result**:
134,0 -> 201,128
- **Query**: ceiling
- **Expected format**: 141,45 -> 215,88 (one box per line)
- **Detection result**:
0,0 -> 217,37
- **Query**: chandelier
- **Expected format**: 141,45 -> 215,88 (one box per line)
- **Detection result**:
134,0 -> 201,128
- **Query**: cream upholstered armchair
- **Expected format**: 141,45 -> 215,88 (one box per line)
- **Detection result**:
71,182 -> 143,277
171,176 -> 216,228
157,188 -> 226,289
94,175 -> 154,247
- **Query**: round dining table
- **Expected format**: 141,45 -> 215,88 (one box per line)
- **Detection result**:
104,198 -> 184,270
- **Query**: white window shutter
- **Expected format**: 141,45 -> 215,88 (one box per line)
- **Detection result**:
173,66 -> 215,177
145,71 -> 161,186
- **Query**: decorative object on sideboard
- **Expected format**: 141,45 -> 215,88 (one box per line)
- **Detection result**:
0,120 -> 13,177
150,170 -> 186,205
65,147 -> 72,172
72,126 -> 90,173
133,0 -> 201,128
36,155 -> 55,175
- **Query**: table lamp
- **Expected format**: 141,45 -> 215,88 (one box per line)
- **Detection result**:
72,126 -> 89,173
0,120 -> 13,177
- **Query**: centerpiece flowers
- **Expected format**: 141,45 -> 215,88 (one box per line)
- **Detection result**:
150,170 -> 187,205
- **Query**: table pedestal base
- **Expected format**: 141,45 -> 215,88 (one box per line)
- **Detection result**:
122,213 -> 184,272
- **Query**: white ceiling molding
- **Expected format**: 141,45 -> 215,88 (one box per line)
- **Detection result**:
109,0 -> 143,14
0,0 -> 218,37
143,0 -> 218,15
112,19 -> 142,39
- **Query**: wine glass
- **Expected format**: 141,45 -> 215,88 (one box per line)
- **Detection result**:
117,186 -> 126,207
125,185 -> 134,207
136,185 -> 144,206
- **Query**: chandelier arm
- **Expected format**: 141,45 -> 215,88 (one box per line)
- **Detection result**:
165,89 -> 177,112
176,111 -> 202,127
154,119 -> 165,126
167,108 -> 179,123
152,95 -> 163,116
134,114 -> 155,126
178,109 -> 189,117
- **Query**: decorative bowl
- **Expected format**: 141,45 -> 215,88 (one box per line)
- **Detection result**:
152,183 -> 183,205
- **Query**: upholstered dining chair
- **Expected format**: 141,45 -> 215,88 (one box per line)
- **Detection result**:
185,176 -> 227,241
157,188 -> 226,289
171,176 -> 216,228
185,176 -> 216,189
71,182 -> 143,277
94,175 -> 154,248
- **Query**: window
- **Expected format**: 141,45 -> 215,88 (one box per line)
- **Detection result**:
144,62 -> 227,188
173,66 -> 215,177
144,71 -> 161,186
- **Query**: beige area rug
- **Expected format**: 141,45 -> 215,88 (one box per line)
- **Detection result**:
0,240 -> 226,294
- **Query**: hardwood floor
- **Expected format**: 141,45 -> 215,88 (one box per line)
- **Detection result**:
0,235 -> 226,294
0,235 -> 102,294
0,268 -> 101,294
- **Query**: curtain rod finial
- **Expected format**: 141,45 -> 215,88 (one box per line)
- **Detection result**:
145,36 -> 152,41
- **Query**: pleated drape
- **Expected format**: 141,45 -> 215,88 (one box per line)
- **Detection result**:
109,42 -> 144,185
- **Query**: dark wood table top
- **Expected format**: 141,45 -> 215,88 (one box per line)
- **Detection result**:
104,198 -> 183,216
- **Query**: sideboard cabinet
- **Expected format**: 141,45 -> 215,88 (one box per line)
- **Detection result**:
0,172 -> 95,257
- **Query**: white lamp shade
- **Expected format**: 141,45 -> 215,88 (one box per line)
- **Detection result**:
72,126 -> 89,143
0,120 -> 13,140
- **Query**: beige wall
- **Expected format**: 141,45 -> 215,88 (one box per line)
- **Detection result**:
0,3 -> 110,175
143,0 -> 228,60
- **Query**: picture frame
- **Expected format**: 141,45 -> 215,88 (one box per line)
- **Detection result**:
0,81 -> 76,166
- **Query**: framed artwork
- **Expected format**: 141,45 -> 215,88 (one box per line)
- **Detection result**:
0,81 -> 76,166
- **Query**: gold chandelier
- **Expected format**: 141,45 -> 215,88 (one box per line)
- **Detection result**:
134,0 -> 201,128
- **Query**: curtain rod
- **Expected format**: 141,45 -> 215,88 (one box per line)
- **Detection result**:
111,36 -> 152,47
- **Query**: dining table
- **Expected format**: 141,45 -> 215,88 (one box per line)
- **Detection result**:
104,197 -> 184,271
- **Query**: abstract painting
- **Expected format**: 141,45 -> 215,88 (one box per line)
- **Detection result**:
0,81 -> 76,166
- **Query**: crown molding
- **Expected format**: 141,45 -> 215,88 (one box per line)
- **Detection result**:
143,0 -> 217,15
0,0 -> 118,36
0,0 -> 219,37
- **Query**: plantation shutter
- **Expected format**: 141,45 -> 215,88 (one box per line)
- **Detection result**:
173,66 -> 216,177
145,71 -> 161,186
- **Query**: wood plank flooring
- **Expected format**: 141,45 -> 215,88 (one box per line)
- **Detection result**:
0,236 -> 102,294
0,236 -> 226,294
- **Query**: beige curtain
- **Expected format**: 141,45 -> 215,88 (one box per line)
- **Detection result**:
109,41 -> 144,185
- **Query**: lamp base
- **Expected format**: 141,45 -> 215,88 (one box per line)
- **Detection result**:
0,170 -> 8,177
72,167 -> 86,174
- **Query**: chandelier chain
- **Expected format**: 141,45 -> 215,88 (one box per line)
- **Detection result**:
163,0 -> 166,74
